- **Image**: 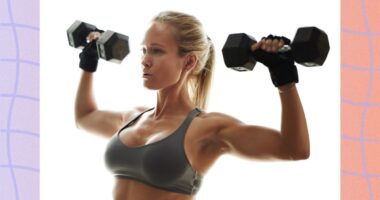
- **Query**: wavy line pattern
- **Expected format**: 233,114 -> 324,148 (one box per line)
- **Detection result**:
342,0 -> 380,199
0,0 -> 39,198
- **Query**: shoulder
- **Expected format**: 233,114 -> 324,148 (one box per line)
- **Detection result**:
198,111 -> 243,125
195,110 -> 244,134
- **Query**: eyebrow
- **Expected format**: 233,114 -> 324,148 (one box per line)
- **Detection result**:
140,40 -> 165,47
150,43 -> 165,48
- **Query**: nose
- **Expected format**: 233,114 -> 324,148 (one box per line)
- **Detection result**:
141,54 -> 152,68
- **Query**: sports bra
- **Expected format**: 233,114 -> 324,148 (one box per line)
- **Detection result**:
104,107 -> 203,195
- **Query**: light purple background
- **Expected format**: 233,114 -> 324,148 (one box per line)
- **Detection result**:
0,0 -> 39,199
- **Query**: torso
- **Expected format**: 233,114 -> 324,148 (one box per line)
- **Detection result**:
112,108 -> 228,200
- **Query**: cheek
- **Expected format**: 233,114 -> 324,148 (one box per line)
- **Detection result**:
160,65 -> 181,84
158,59 -> 182,80
144,62 -> 182,89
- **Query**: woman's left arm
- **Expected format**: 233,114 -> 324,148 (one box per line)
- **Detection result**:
215,83 -> 309,161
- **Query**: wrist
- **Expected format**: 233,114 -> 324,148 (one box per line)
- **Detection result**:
269,64 -> 299,87
79,40 -> 99,72
278,83 -> 296,93
79,52 -> 99,72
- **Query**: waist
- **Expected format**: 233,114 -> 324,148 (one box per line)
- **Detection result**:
114,177 -> 194,200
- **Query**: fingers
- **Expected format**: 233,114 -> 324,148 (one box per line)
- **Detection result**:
251,40 -> 263,51
259,37 -> 285,53
86,31 -> 102,43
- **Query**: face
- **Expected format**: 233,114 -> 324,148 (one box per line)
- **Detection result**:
141,22 -> 186,90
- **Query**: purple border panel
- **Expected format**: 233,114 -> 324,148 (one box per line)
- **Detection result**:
0,0 -> 39,199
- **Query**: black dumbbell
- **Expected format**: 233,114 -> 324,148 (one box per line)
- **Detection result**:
67,20 -> 130,63
222,27 -> 330,71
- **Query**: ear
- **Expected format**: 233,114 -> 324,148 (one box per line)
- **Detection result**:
183,54 -> 197,72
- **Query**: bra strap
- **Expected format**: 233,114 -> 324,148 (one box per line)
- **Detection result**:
176,108 -> 202,140
118,107 -> 154,133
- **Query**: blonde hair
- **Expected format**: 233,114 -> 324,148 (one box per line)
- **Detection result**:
153,11 -> 215,110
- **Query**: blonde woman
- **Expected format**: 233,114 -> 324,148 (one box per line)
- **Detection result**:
75,11 -> 309,200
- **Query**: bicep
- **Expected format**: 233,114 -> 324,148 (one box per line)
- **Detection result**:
217,117 -> 291,160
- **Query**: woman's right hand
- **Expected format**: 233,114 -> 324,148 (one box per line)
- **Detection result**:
79,31 -> 104,73
86,31 -> 103,43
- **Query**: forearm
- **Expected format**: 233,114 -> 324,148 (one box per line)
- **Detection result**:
75,72 -> 98,123
278,83 -> 310,160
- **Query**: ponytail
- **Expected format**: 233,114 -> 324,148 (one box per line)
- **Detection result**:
192,38 -> 215,110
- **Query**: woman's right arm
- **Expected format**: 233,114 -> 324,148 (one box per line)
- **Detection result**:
74,71 -> 135,138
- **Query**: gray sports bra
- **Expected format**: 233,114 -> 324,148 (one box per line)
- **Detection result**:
104,108 -> 202,195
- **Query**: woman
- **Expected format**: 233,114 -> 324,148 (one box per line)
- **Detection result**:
75,11 -> 309,200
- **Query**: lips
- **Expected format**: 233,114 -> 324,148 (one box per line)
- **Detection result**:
143,73 -> 152,78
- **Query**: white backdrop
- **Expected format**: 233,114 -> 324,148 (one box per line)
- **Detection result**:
41,0 -> 340,199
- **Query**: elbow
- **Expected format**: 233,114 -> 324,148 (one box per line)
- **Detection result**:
74,110 -> 91,130
75,117 -> 82,130
75,106 -> 97,130
74,111 -> 81,129
291,149 -> 310,160
75,114 -> 86,130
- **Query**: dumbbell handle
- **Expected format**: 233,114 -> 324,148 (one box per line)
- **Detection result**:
278,45 -> 291,52
264,43 -> 320,67
263,44 -> 316,67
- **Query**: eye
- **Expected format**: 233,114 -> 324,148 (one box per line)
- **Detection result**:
141,47 -> 147,54
151,48 -> 163,54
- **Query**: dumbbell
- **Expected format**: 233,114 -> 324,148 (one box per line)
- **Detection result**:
67,20 -> 130,64
222,27 -> 330,71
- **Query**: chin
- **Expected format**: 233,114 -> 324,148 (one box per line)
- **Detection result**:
144,86 -> 159,91
143,81 -> 159,90
143,79 -> 178,91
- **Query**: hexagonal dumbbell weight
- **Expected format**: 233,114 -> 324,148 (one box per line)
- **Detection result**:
222,26 -> 330,71
67,20 -> 129,63
291,27 -> 330,67
95,30 -> 129,63
67,21 -> 96,48
221,33 -> 257,71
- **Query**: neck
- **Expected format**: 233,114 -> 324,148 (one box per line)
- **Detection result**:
153,83 -> 194,120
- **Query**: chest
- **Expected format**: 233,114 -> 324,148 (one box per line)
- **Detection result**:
119,117 -> 188,148
108,112 -> 225,176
